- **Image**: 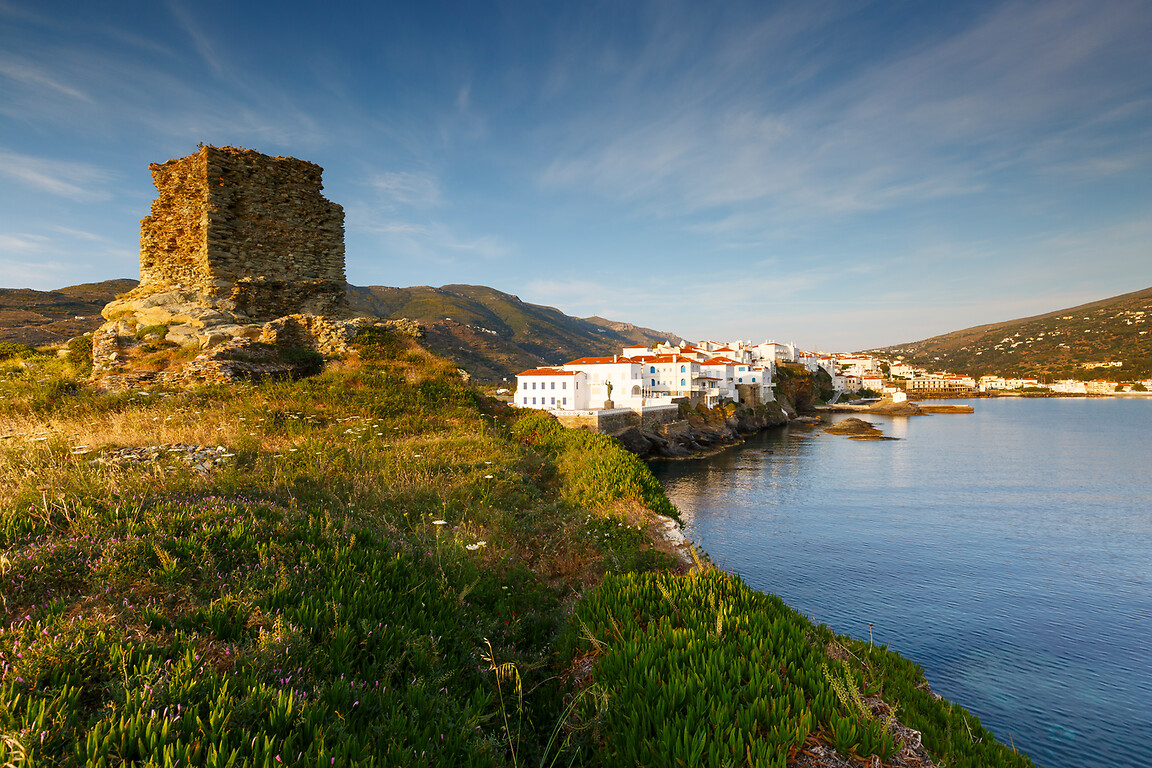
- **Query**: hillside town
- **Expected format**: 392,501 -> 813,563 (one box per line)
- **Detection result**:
516,340 -> 1152,416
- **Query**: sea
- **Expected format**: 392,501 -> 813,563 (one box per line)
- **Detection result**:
649,397 -> 1152,768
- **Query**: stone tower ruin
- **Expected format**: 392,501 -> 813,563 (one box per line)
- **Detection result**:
136,145 -> 347,320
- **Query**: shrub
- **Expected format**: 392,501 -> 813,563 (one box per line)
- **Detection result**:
134,324 -> 169,340
0,342 -> 36,360
66,335 -> 93,375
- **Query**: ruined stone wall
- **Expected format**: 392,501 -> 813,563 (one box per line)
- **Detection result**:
139,151 -> 211,291
138,146 -> 346,320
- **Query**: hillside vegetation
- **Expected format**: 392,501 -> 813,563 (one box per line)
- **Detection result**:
347,284 -> 683,381
0,335 -> 1039,767
0,281 -> 682,382
871,286 -> 1152,380
0,280 -> 138,347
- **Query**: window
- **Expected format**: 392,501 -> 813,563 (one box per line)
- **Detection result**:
681,365 -> 686,373
551,397 -> 555,405
575,382 -> 579,389
738,377 -> 743,383
550,382 -> 555,389
651,379 -> 656,386
532,397 -> 537,404
650,366 -> 656,374
562,397 -> 567,405
532,381 -> 537,389
562,382 -> 566,389
522,397 -> 527,405
680,379 -> 686,386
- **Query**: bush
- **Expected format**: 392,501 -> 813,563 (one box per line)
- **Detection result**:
67,335 -> 93,375
134,324 -> 169,340
0,342 -> 36,360
513,411 -> 678,521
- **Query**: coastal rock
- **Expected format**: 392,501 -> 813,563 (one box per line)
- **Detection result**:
866,397 -> 924,416
823,417 -> 881,435
616,401 -> 790,459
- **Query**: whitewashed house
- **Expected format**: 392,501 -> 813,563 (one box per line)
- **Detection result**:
629,354 -> 702,400
1051,380 -> 1088,394
561,356 -> 652,408
515,368 -> 589,410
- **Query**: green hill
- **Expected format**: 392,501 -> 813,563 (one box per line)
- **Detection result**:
0,279 -> 137,347
346,284 -> 683,381
871,286 -> 1152,380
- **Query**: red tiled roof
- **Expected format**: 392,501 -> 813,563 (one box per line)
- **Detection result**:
564,356 -> 635,365
516,368 -> 579,377
631,354 -> 693,364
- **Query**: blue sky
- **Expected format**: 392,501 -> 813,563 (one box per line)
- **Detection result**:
2,0 -> 1150,350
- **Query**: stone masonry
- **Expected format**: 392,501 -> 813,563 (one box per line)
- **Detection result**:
90,145 -> 417,388
136,145 -> 346,319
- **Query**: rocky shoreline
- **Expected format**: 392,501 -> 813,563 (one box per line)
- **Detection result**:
614,400 -> 794,459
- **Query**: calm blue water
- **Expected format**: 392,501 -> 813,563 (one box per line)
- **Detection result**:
650,398 -> 1152,768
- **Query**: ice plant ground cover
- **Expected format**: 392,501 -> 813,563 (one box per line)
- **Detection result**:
0,330 -> 1036,767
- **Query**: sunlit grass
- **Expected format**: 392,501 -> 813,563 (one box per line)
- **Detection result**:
0,330 -> 1042,768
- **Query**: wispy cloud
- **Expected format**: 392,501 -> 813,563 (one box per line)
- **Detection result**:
0,257 -> 72,288
164,0 -> 226,77
536,0 -> 1152,241
0,233 -> 50,253
0,150 -> 116,201
0,57 -> 91,101
367,171 -> 441,207
354,215 -> 511,265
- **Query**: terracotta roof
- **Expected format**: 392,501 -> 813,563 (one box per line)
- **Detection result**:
564,356 -> 635,365
516,368 -> 579,377
631,354 -> 693,364
702,357 -> 740,366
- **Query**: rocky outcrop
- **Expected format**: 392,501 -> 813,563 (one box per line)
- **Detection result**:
823,416 -> 881,435
616,401 -> 791,459
866,397 -> 924,416
91,305 -> 423,390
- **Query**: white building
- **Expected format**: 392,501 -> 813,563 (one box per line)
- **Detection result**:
836,355 -> 880,375
561,356 -> 651,408
1051,380 -> 1088,394
629,354 -> 702,400
887,362 -> 915,379
514,368 -> 588,410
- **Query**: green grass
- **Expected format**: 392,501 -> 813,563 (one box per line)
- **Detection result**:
0,334 -> 1042,767
564,570 -> 1038,768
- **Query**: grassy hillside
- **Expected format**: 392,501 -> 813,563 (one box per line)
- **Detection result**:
0,280 -> 137,347
0,336 -> 1038,767
348,284 -> 684,381
871,286 -> 1152,380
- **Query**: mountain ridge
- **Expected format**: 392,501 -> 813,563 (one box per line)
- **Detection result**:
869,286 -> 1152,380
